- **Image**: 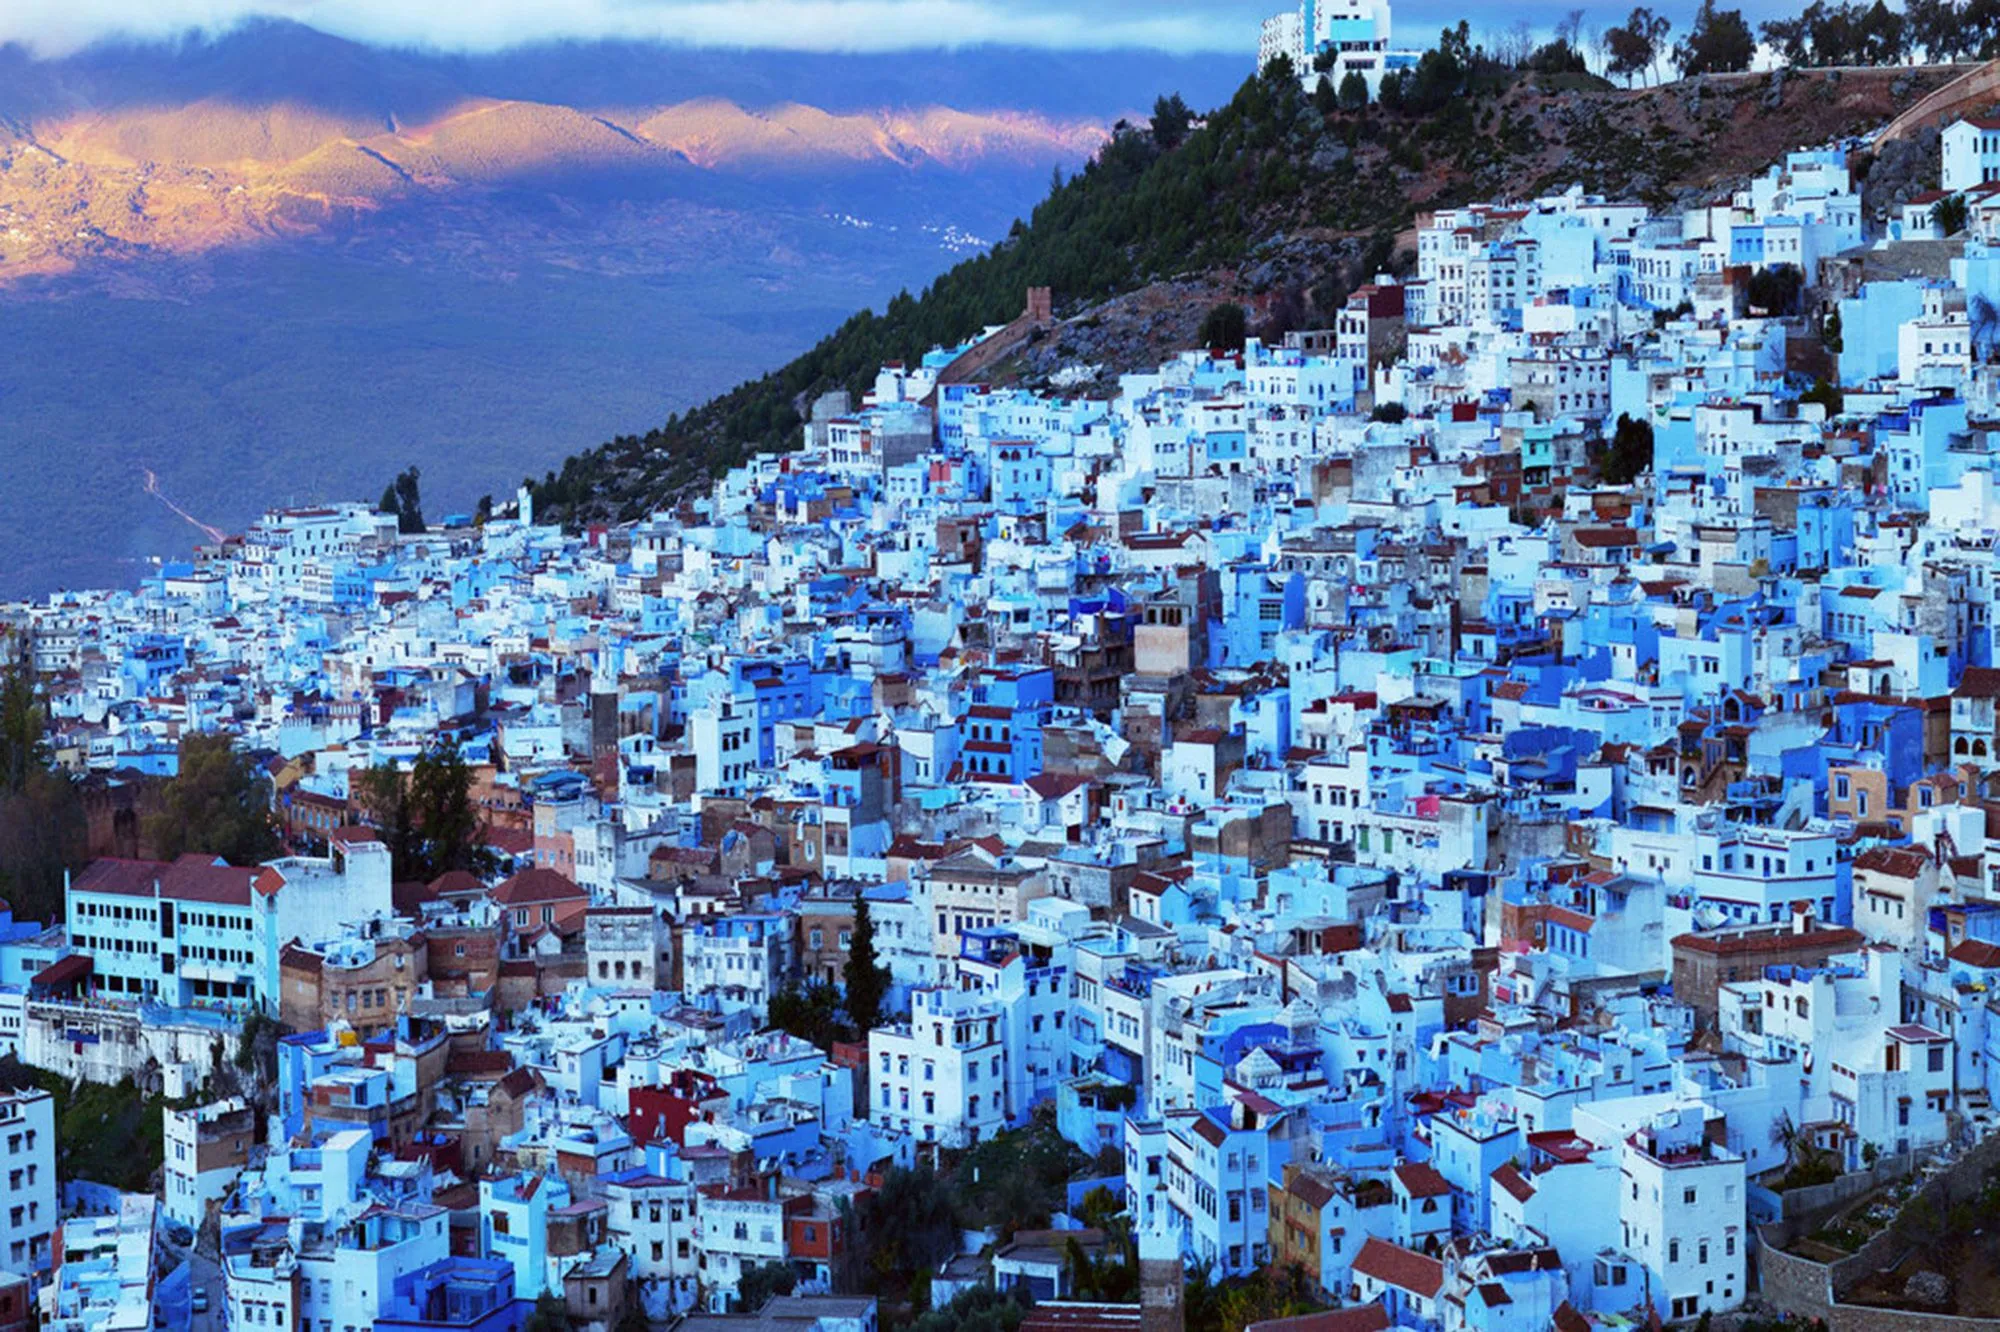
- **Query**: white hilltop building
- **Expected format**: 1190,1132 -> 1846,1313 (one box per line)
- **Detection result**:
1259,0 -> 1419,98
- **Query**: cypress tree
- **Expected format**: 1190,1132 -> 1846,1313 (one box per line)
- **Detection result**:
843,887 -> 890,1035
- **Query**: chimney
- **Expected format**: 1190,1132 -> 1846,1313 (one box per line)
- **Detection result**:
1791,900 -> 1812,935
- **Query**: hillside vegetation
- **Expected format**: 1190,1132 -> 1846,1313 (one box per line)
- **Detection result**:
526,52 -> 1956,526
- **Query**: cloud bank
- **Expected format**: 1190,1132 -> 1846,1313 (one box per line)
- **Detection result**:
0,0 -> 1261,58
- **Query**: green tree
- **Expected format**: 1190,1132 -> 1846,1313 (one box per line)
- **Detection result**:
908,1286 -> 1031,1332
1857,0 -> 1908,61
524,1294 -> 572,1332
954,1117 -> 1089,1240
1905,0 -> 1993,60
236,1012 -> 277,1074
355,741 -> 493,882
770,979 -> 846,1050
1529,39 -> 1590,74
1745,262 -> 1805,315
146,733 -> 281,865
1199,302 -> 1249,352
1601,413 -> 1655,484
0,643 -> 84,923
1934,193 -> 1970,236
1605,6 -> 1671,83
353,762 -> 419,878
863,1165 -> 959,1293
738,1261 -> 797,1312
1555,7 -> 1588,50
1800,377 -> 1845,417
843,889 -> 890,1035
378,465 -> 427,534
409,738 -> 492,877
1675,0 -> 1756,72
0,651 -> 51,795
1077,1184 -> 1126,1233
1763,0 -> 1911,64
1337,70 -> 1369,110
1150,94 -> 1193,150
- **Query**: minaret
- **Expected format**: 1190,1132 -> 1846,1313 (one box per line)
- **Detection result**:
1138,1196 -> 1184,1332
590,640 -> 619,763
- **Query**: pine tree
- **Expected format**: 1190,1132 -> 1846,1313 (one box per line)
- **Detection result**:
843,888 -> 890,1035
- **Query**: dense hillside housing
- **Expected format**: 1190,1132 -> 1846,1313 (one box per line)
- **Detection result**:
24,76 -> 2000,1332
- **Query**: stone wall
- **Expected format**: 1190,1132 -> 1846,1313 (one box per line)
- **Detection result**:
1758,1136 -> 2000,1332
1767,1151 -> 1919,1224
1880,58 -> 2000,144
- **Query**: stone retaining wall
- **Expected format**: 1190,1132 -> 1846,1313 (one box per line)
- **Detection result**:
1757,1136 -> 2000,1332
1880,59 -> 2000,144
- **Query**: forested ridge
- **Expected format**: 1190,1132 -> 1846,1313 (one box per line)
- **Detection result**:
526,72 -> 1316,524
525,37 -> 1961,528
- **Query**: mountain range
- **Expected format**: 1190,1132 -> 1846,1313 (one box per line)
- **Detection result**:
0,76 -> 1111,280
0,22 -> 1244,596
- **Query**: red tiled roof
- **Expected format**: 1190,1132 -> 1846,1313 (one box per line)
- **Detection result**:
32,955 -> 92,989
1553,1303 -> 1592,1332
1673,925 -> 1862,956
1285,1172 -> 1337,1209
1352,1237 -> 1443,1298
1545,905 -> 1596,933
1025,773 -> 1089,800
430,870 -> 487,898
1393,1162 -> 1452,1199
74,854 -> 259,906
1957,666 -> 2000,698
1949,939 -> 2000,969
1490,1161 -> 1534,1203
492,867 -> 585,905
70,859 -> 166,898
1853,846 -> 1929,880
487,827 -> 535,856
